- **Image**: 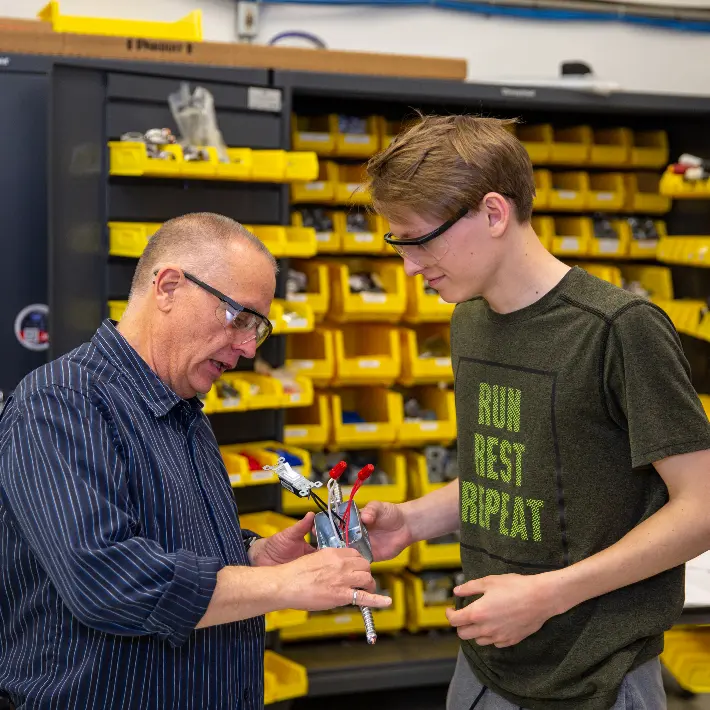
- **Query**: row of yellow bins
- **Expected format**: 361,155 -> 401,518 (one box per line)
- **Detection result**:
285,324 -> 452,387
653,299 -> 710,342
532,171 -> 670,214
281,387 -> 456,451
533,217 -> 666,259
572,264 -> 674,301
292,116 -> 668,168
291,211 -> 396,254
662,629 -> 710,695
661,168 -> 710,199
658,237 -> 710,267
108,142 -> 319,183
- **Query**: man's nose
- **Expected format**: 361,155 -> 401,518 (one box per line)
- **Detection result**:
403,257 -> 423,277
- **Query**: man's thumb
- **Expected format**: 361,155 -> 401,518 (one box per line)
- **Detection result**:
287,512 -> 315,538
360,501 -> 382,525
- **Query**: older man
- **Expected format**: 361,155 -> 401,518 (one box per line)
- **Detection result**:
0,213 -> 390,710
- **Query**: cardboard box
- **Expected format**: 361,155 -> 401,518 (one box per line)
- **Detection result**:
0,22 -> 467,80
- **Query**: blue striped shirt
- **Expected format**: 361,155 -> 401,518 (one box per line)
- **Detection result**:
0,320 -> 265,710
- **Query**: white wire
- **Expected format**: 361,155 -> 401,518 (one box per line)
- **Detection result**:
327,479 -> 341,544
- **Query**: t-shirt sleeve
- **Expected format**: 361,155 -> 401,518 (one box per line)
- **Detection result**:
604,301 -> 710,468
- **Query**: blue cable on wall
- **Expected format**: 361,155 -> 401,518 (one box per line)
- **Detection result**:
257,0 -> 710,33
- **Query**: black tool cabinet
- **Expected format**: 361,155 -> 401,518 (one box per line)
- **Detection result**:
2,51 -> 710,704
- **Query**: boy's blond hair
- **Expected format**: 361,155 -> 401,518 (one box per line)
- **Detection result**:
366,114 -> 535,225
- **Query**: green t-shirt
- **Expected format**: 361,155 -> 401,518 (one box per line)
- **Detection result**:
451,266 -> 710,710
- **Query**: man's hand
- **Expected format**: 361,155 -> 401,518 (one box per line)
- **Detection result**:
445,573 -> 560,648
359,501 -> 413,562
248,513 -> 315,567
278,547 -> 393,612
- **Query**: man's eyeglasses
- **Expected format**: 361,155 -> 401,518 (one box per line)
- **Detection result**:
383,207 -> 468,267
154,270 -> 272,348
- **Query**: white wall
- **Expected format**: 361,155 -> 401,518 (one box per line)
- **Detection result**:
2,0 -> 710,96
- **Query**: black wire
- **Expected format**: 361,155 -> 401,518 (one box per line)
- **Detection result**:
310,491 -> 346,541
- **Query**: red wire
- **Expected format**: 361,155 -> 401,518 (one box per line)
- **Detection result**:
344,464 -> 374,545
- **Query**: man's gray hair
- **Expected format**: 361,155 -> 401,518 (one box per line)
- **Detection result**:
129,212 -> 278,299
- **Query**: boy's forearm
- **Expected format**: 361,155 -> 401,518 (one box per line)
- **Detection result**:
400,480 -> 460,544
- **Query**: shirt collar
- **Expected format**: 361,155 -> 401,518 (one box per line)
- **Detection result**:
92,320 -> 186,417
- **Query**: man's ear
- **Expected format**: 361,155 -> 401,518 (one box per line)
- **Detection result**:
153,266 -> 183,313
482,192 -> 511,238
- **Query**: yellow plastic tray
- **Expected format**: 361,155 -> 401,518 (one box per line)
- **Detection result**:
587,220 -> 631,259
203,374 -> 251,414
108,300 -> 128,322
332,325 -> 402,387
292,210 -> 341,254
330,388 -> 401,450
216,148 -> 252,180
619,265 -> 673,300
232,373 -> 285,410
409,539 -> 461,572
630,130 -> 669,169
532,216 -> 555,251
378,117 -> 403,150
246,225 -> 317,258
292,114 -> 336,155
291,161 -> 338,203
38,2 -> 203,41
550,125 -> 592,165
286,328 -> 336,386
282,376 -> 315,409
699,395 -> 710,419
399,324 -> 453,387
516,124 -> 553,164
219,448 -> 252,487
660,169 -> 710,200
654,299 -> 705,337
284,393 -> 331,450
286,260 -> 330,321
395,387 -> 456,447
108,222 -> 162,258
658,236 -> 710,266
281,574 -> 405,641
548,171 -> 590,211
373,548 -> 411,573
332,114 -> 381,158
264,651 -> 308,705
406,450 -> 449,500
404,572 -> 455,632
661,629 -> 710,694
574,263 -> 623,288
240,442 -> 311,482
335,164 -> 371,205
587,172 -> 626,211
334,211 -> 388,254
329,259 -> 406,323
532,170 -> 551,210
404,275 -> 455,324
628,221 -> 666,258
269,300 -> 314,336
590,127 -> 632,167
109,141 -> 184,177
624,173 -> 671,214
551,217 -> 594,257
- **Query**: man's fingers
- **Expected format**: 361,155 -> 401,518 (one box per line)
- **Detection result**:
453,578 -> 487,597
472,636 -> 495,646
347,572 -> 377,593
353,590 -> 392,609
445,606 -> 481,627
359,501 -> 381,525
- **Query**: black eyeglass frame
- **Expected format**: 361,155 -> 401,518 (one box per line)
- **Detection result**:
383,207 -> 469,246
153,269 -> 273,346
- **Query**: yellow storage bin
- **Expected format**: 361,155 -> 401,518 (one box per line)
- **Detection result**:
180,146 -> 220,179
38,2 -> 203,41
373,548 -> 411,573
660,169 -> 710,200
588,173 -> 626,211
620,265 -> 673,301
283,376 -> 315,409
623,173 -> 671,214
240,442 -> 311,481
335,164 -> 371,205
204,374 -> 253,413
287,260 -> 330,322
219,448 -> 252,487
661,629 -> 710,694
216,148 -> 253,180
379,117 -> 404,149
658,236 -> 710,266
330,388 -> 401,449
332,325 -> 401,387
590,127 -> 632,167
292,115 -> 336,155
399,324 -> 453,387
654,299 -> 705,336
409,539 -> 461,572
286,328 -> 336,386
532,216 -> 555,251
550,125 -> 592,165
628,220 -> 666,259
333,115 -> 380,158
404,572 -> 455,632
292,210 -> 341,254
395,386 -> 456,447
269,300 -> 314,336
244,225 -> 317,258
404,274 -> 455,324
630,130 -> 669,169
329,259 -> 406,323
281,574 -> 405,641
532,170 -> 551,211
588,219 -> 631,259
263,651 -> 308,705
548,172 -> 589,211
108,221 -> 162,258
335,211 -> 388,254
232,373 -> 285,410
251,150 -> 288,182
291,161 -> 338,203
285,152 -> 320,182
700,394 -> 710,419
284,393 -> 331,449
574,263 -> 623,288
108,300 -> 128,322
516,124 -> 553,164
109,141 -> 183,177
552,217 -> 593,257
407,450 -> 450,499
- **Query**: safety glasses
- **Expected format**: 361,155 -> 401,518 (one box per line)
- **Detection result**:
182,271 -> 272,348
383,207 -> 468,266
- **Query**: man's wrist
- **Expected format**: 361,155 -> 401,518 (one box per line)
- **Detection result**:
542,567 -> 585,617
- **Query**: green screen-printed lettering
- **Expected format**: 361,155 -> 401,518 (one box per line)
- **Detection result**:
478,484 -> 485,529
492,385 -> 506,429
513,442 -> 525,487
527,499 -> 544,542
485,488 -> 501,529
507,387 -> 521,433
461,481 -> 478,524
478,383 -> 492,426
500,439 -> 512,483
500,492 -> 511,536
486,436 -> 499,480
474,433 -> 486,477
510,496 -> 529,540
